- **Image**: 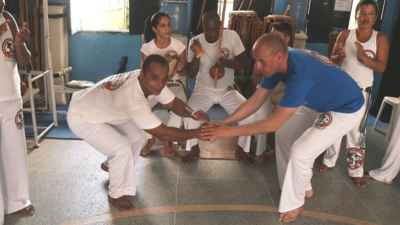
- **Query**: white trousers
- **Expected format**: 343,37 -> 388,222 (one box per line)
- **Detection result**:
67,114 -> 145,199
323,91 -> 369,177
0,98 -> 31,214
0,179 -> 4,225
146,80 -> 187,142
254,84 -> 285,156
183,84 -> 255,152
275,105 -> 364,213
369,97 -> 400,184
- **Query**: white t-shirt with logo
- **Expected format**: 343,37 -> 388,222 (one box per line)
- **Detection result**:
187,30 -> 245,88
341,29 -> 378,88
68,70 -> 175,129
0,13 -> 20,101
141,37 -> 185,80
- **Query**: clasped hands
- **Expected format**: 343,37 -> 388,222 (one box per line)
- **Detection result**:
0,20 -> 30,45
191,110 -> 230,142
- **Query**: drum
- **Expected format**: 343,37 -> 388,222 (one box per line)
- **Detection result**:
228,10 -> 260,76
262,15 -> 296,47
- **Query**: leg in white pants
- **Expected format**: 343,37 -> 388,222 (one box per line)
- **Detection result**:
323,91 -> 369,177
0,179 -> 4,225
166,81 -> 187,129
67,115 -> 144,198
276,106 -> 364,213
183,84 -> 254,152
369,98 -> 400,184
0,98 -> 31,214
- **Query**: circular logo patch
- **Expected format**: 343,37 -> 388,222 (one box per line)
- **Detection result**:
220,47 -> 230,59
2,38 -> 15,58
15,109 -> 24,127
315,113 -> 332,129
346,148 -> 364,169
165,50 -> 178,59
357,49 -> 376,64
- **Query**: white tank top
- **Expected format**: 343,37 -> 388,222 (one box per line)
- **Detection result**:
341,29 -> 378,89
0,13 -> 20,101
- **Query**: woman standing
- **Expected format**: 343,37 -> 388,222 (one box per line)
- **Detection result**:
317,0 -> 389,188
140,12 -> 187,157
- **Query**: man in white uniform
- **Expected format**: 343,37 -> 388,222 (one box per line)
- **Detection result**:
0,0 -> 35,217
363,97 -> 400,184
201,34 -> 365,222
67,55 -> 209,211
182,11 -> 255,166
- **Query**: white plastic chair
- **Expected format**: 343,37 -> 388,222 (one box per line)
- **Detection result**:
373,96 -> 400,141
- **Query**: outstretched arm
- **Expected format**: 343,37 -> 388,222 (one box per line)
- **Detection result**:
145,123 -> 206,142
164,97 -> 210,123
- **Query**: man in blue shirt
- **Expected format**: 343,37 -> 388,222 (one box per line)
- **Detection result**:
201,34 -> 365,222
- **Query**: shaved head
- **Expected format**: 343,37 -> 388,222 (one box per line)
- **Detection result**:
201,11 -> 221,43
254,33 -> 287,57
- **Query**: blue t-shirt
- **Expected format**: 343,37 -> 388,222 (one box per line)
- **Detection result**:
260,49 -> 364,113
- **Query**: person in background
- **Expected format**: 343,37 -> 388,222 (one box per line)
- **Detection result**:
316,0 -> 389,188
0,0 -> 35,217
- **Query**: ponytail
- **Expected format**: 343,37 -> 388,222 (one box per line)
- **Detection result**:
143,12 -> 170,43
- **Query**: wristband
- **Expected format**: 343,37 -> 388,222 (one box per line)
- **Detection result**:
178,68 -> 184,73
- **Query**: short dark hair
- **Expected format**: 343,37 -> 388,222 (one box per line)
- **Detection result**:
144,12 -> 170,43
272,22 -> 293,41
202,11 -> 220,23
142,54 -> 168,75
356,0 -> 379,14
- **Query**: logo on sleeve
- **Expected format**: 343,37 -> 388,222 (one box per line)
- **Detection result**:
314,113 -> 332,130
2,38 -> 15,61
15,109 -> 24,130
102,73 -> 131,91
299,49 -> 336,66
346,148 -> 364,170
220,48 -> 230,59
357,50 -> 376,67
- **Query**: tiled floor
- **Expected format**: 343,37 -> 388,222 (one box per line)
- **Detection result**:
3,113 -> 400,225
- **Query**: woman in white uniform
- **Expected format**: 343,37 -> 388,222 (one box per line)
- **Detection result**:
0,0 -> 35,217
140,12 -> 187,157
317,0 -> 389,188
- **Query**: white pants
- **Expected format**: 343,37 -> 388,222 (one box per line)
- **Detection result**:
323,91 -> 369,177
0,179 -> 4,225
0,98 -> 31,214
147,80 -> 187,142
275,105 -> 364,213
67,114 -> 145,199
369,97 -> 400,184
183,83 -> 255,152
254,84 -> 285,156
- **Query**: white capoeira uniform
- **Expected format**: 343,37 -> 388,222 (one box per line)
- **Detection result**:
67,70 -> 175,199
141,37 -> 187,130
323,29 -> 378,177
0,13 -> 32,215
184,30 -> 255,152
262,49 -> 365,213
0,180 -> 3,225
369,97 -> 400,184
254,82 -> 285,156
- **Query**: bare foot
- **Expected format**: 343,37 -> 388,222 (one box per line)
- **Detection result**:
108,195 -> 135,211
235,146 -> 254,167
182,144 -> 200,165
305,189 -> 313,198
101,163 -> 109,172
363,171 -> 372,178
316,164 -> 332,172
279,205 -> 304,222
19,205 -> 35,215
254,149 -> 268,166
163,141 -> 176,157
353,177 -> 366,187
141,137 -> 155,155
